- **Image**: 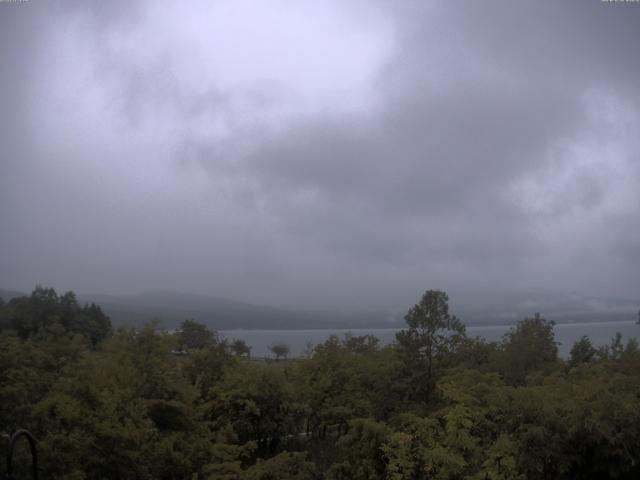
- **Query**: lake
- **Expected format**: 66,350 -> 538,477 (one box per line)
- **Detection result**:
221,320 -> 640,358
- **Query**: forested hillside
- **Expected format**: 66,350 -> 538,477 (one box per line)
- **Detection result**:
1,289 -> 395,330
2,287 -> 640,479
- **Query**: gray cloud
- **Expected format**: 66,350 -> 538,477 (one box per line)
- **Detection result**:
1,0 -> 639,312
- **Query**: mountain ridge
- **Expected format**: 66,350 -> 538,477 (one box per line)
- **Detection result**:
1,288 -> 638,330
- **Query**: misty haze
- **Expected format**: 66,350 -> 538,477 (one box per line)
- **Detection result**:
1,1 -> 640,479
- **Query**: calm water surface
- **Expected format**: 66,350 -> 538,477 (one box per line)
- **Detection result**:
221,321 -> 640,358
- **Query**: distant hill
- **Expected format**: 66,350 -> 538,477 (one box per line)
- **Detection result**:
2,287 -> 638,330
456,290 -> 640,326
76,291 -> 392,330
0,288 -> 391,329
0,288 -> 24,302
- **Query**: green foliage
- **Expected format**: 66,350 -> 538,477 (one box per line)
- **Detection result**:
395,289 -> 466,402
341,333 -> 380,355
498,315 -> 559,385
3,286 -> 640,479
1,286 -> 111,345
231,339 -> 252,358
183,342 -> 237,398
268,342 -> 290,361
177,319 -> 217,350
207,362 -> 301,454
569,336 -> 597,367
326,418 -> 389,480
596,332 -> 640,362
243,451 -> 317,480
290,334 -> 400,442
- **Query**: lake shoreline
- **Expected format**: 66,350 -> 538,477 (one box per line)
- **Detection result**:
220,320 -> 640,359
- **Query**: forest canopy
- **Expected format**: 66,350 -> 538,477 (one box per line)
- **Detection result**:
1,286 -> 640,479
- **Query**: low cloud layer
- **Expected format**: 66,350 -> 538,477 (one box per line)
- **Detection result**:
1,0 -> 639,311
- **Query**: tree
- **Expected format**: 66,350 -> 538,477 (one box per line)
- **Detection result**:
609,332 -> 625,360
326,418 -> 389,480
569,336 -> 597,367
597,333 -> 640,363
289,334 -> 392,439
75,302 -> 112,346
208,362 -> 300,453
177,319 -> 216,350
2,286 -> 112,345
395,290 -> 466,402
0,297 -> 7,330
499,315 -> 558,385
342,333 -> 380,355
244,451 -> 316,480
382,413 -> 465,480
7,285 -> 60,338
231,338 -> 252,359
183,342 -> 236,398
269,342 -> 290,361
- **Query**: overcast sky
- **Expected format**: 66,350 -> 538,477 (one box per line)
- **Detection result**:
1,0 -> 639,311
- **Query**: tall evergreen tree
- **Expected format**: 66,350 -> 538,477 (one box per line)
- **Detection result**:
395,290 -> 466,402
